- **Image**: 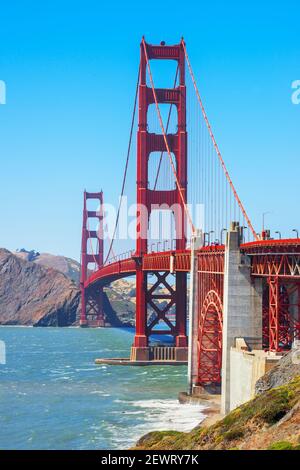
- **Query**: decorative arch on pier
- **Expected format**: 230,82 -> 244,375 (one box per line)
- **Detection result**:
197,290 -> 223,386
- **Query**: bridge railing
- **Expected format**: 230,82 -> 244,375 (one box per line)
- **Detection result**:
104,240 -> 181,266
103,236 -> 230,268
106,249 -> 135,265
149,239 -> 178,253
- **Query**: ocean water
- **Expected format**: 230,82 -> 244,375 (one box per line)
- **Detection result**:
0,327 -> 206,450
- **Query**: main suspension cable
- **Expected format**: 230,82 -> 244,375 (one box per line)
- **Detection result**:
181,39 -> 258,241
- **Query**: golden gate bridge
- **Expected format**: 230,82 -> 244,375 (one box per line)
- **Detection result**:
79,38 -> 300,394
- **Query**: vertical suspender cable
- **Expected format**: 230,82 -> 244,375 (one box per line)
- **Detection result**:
104,65 -> 140,264
181,39 -> 258,241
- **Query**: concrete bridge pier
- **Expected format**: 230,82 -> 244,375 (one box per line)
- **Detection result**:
221,222 -> 263,415
188,230 -> 204,395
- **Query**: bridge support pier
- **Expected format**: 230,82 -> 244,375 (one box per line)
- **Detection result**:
188,230 -> 203,394
131,265 -> 188,362
134,267 -> 148,350
221,223 -> 263,414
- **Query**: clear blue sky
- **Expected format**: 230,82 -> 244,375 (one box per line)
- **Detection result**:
0,1 -> 299,260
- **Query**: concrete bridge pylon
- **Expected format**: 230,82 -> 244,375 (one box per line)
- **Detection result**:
220,222 -> 263,414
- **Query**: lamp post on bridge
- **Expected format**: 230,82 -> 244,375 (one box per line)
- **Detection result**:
275,231 -> 282,239
220,228 -> 227,245
208,231 -> 214,246
204,231 -> 214,246
262,212 -> 271,232
292,229 -> 299,238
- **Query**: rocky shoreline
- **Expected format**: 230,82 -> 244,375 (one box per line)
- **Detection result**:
133,351 -> 300,450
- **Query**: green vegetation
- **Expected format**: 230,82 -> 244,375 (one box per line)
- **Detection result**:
134,376 -> 300,450
268,441 -> 300,450
222,427 -> 245,441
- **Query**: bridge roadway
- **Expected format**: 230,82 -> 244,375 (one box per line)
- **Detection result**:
85,238 -> 300,289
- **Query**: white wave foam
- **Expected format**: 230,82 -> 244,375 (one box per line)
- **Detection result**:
134,399 -> 206,431
110,398 -> 207,448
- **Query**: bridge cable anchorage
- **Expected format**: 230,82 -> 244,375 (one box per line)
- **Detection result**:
142,38 -> 195,235
181,39 -> 258,241
104,65 -> 140,265
153,64 -> 179,190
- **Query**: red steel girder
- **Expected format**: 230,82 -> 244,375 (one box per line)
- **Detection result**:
197,249 -> 224,385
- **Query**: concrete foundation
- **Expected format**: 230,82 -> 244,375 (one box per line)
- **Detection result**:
95,345 -> 188,366
95,357 -> 187,366
130,346 -> 150,362
79,319 -> 105,328
229,338 -> 281,411
175,347 -> 188,362
130,345 -> 188,362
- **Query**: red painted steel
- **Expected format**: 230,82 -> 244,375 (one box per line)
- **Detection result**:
263,280 -> 300,352
134,39 -> 188,348
82,225 -> 300,377
197,248 -> 224,385
80,38 -> 300,384
244,240 -> 300,353
80,191 -> 105,327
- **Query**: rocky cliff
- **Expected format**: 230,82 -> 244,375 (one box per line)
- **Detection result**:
0,248 -> 80,326
0,248 -> 136,327
255,348 -> 300,395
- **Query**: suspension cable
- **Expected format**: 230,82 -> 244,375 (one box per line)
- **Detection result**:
142,38 -> 195,234
104,65 -> 140,264
101,192 -> 116,261
181,39 -> 258,241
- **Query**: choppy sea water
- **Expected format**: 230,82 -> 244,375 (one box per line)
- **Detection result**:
0,327 -> 206,450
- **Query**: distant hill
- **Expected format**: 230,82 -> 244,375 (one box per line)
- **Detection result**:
7,248 -> 184,327
14,249 -> 81,284
0,248 -> 136,327
0,248 -> 79,326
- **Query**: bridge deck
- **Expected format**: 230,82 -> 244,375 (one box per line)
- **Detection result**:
85,239 -> 300,288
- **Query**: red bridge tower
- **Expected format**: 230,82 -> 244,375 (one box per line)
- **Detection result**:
80,190 -> 105,327
132,39 -> 188,361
